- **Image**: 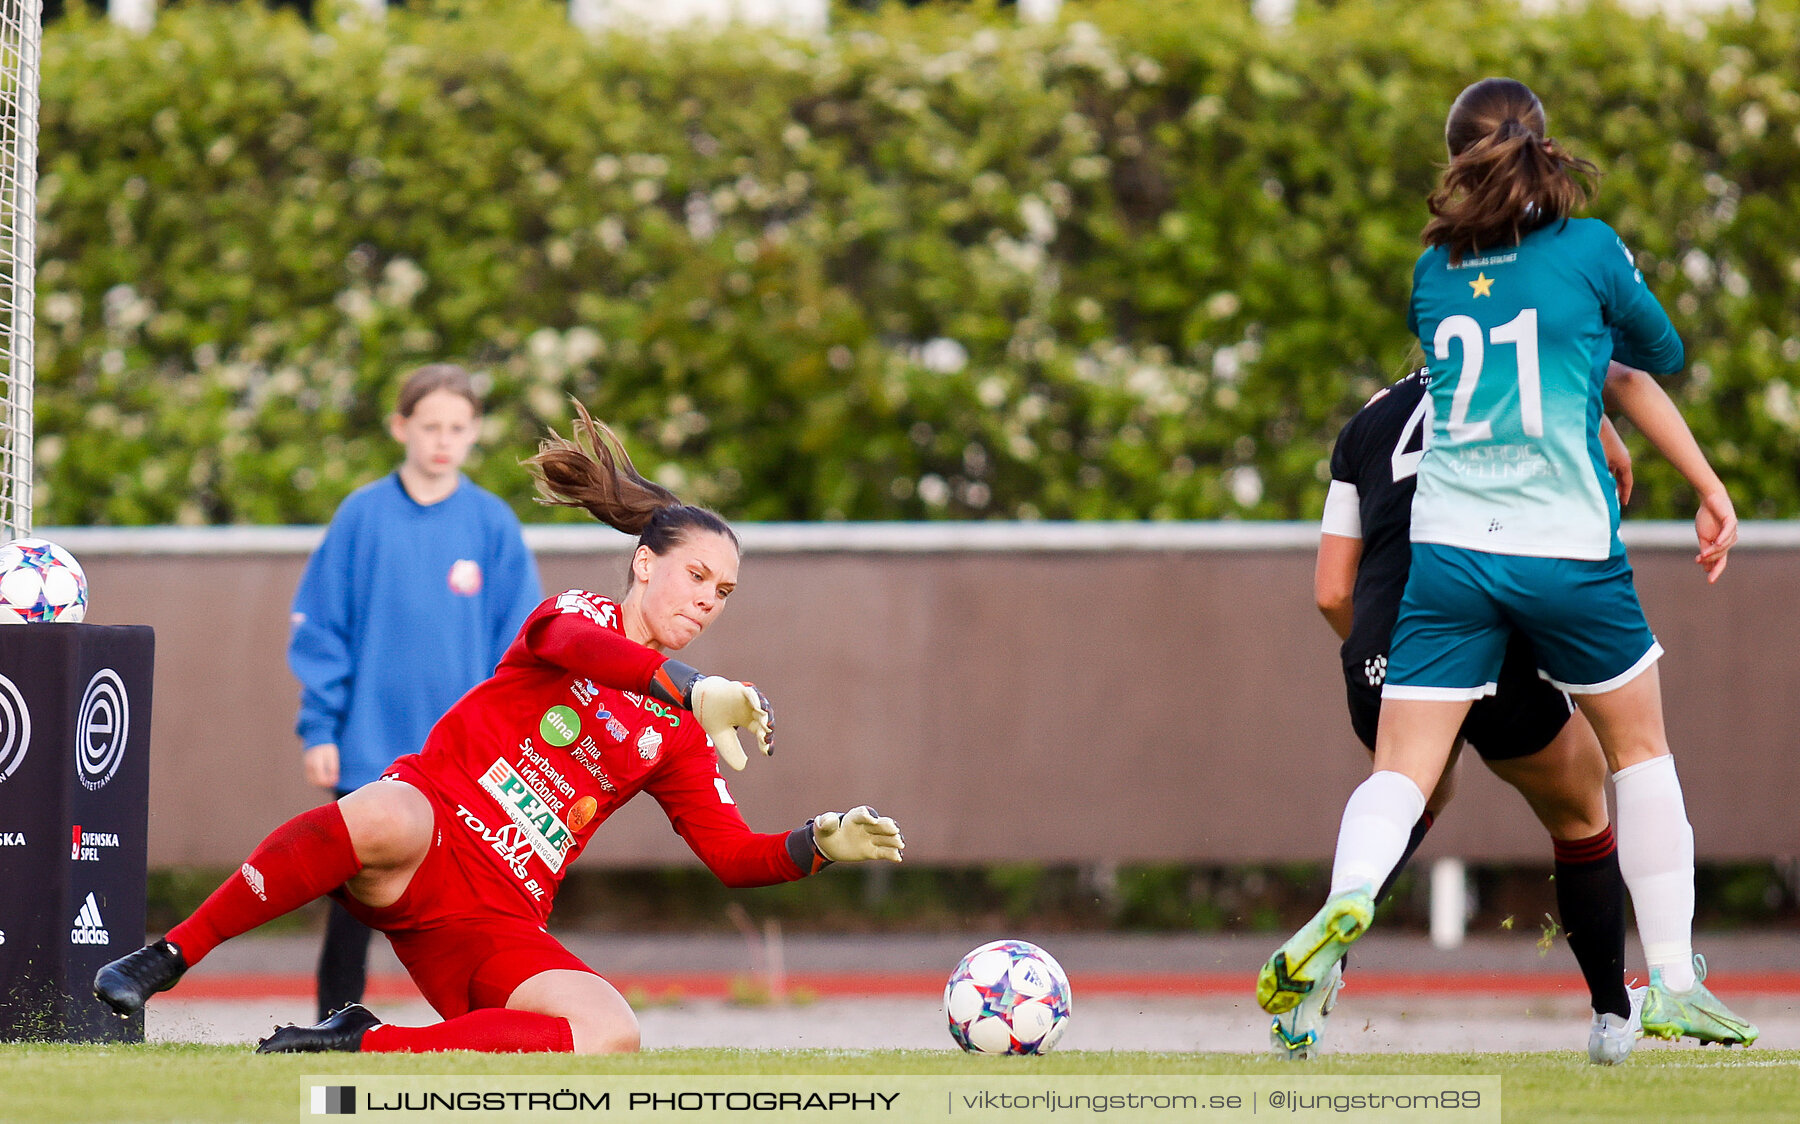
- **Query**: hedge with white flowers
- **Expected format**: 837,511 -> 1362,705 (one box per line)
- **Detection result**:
34,0 -> 1800,524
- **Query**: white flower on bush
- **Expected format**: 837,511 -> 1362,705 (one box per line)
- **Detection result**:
920,338 -> 969,375
1228,466 -> 1264,508
1764,381 -> 1799,430
1682,249 -> 1714,288
1721,264 -> 1750,298
103,284 -> 153,332
528,329 -> 564,370
626,154 -> 670,177
379,258 -> 427,307
565,327 -> 604,366
43,293 -> 80,326
1020,196 -> 1056,245
1126,365 -> 1185,415
918,474 -> 951,507
1205,292 -> 1241,319
1212,345 -> 1244,384
528,384 -> 562,420
994,238 -> 1043,275
1069,155 -> 1110,182
685,192 -> 719,241
335,288 -> 375,324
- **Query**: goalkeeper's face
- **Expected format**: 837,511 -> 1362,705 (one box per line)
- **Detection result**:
628,529 -> 740,652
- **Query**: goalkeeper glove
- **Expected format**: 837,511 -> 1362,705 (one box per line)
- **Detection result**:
688,675 -> 773,772
811,806 -> 905,864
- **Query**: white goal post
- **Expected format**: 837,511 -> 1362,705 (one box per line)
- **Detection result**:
0,0 -> 38,542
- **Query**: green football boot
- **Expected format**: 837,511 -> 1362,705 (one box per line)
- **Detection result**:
1269,957 -> 1344,1060
1257,888 -> 1374,1016
1640,955 -> 1759,1047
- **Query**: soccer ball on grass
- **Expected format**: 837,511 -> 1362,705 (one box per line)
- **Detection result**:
0,537 -> 87,623
944,939 -> 1072,1054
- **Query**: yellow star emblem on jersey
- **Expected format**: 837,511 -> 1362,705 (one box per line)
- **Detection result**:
1469,272 -> 1495,298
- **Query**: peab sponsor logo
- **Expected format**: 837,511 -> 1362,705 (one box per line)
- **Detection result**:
71,892 -> 110,945
478,759 -> 574,873
71,825 -> 121,862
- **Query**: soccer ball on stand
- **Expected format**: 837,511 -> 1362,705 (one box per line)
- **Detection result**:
944,939 -> 1073,1054
0,537 -> 88,623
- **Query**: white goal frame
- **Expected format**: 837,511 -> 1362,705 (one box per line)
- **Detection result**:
0,0 -> 38,542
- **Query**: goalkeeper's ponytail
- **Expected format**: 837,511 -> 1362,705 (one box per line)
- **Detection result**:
524,400 -> 738,554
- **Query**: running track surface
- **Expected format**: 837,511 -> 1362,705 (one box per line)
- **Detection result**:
170,968 -> 1800,1002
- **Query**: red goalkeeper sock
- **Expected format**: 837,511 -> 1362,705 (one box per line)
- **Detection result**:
361,1009 -> 575,1053
167,803 -> 362,965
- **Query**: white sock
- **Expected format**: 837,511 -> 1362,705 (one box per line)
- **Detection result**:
1329,771 -> 1428,898
1613,754 -> 1696,991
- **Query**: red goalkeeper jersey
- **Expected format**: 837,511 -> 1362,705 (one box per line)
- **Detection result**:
388,589 -> 803,922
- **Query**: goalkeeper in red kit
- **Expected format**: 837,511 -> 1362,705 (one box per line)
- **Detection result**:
95,403 -> 905,1054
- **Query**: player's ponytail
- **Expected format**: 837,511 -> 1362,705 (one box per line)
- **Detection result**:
1421,77 -> 1599,265
524,400 -> 738,555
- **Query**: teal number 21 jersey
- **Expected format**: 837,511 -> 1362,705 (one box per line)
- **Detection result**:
1405,217 -> 1683,561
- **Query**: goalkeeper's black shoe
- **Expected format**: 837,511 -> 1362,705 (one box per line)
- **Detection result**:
256,1003 -> 381,1054
94,939 -> 188,1016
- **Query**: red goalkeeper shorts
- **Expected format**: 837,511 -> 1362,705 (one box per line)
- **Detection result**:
335,766 -> 597,1019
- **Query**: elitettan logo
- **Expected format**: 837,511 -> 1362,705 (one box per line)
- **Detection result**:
0,673 -> 30,785
77,669 -> 129,791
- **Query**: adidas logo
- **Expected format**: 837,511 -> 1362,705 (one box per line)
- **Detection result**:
241,862 -> 267,902
70,892 -> 110,945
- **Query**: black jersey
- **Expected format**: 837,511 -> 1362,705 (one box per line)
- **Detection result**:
1328,369 -> 1431,686
1329,368 -> 1575,761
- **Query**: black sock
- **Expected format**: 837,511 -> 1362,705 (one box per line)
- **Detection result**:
1554,826 -> 1630,1018
1374,810 -> 1435,907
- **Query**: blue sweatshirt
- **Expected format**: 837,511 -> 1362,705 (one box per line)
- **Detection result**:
288,473 -> 543,791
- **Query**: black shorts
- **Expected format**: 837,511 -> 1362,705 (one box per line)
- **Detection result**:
1346,631 -> 1575,761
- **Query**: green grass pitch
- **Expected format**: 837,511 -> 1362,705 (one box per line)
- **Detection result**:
2,1046 -> 1797,1123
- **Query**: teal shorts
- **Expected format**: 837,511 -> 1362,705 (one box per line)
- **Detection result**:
1383,543 -> 1662,699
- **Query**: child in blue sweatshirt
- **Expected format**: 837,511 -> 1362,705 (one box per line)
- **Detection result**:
287,363 -> 542,1018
